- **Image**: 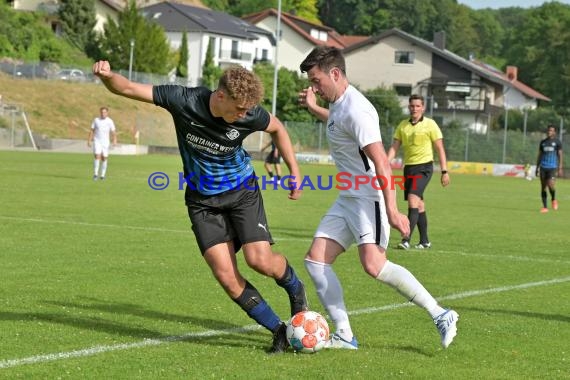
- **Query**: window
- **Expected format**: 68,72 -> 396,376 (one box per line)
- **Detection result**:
310,28 -> 328,42
261,49 -> 268,61
395,51 -> 415,64
231,40 -> 239,59
394,84 -> 412,96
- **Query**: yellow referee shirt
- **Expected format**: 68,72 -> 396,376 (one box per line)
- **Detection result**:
393,116 -> 443,165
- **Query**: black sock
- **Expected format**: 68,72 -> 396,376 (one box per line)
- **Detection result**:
233,281 -> 281,332
268,171 -> 274,177
418,211 -> 429,244
406,208 -> 419,242
541,191 -> 547,207
275,262 -> 301,295
550,188 -> 556,201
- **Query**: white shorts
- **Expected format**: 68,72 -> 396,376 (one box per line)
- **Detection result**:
314,196 -> 390,250
93,140 -> 110,157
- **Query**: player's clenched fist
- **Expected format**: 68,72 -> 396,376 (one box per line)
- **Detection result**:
92,61 -> 112,79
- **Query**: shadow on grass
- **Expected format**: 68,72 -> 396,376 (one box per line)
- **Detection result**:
460,306 -> 570,323
1,298 -> 273,350
382,345 -> 435,357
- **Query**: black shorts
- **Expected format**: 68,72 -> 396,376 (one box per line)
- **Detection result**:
185,176 -> 273,254
265,151 -> 281,165
403,162 -> 433,200
540,168 -> 557,181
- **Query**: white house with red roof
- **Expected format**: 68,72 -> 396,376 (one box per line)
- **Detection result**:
342,28 -> 550,133
242,8 -> 367,73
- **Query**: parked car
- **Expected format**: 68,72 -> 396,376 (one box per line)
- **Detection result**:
56,69 -> 86,82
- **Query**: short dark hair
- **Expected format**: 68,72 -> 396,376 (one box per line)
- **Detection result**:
300,46 -> 346,75
408,94 -> 425,104
409,94 -> 424,104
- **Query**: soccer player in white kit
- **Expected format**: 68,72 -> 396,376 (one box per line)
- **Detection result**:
299,46 -> 459,349
87,106 -> 117,180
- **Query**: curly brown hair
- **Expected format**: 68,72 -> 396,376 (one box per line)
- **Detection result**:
217,66 -> 264,109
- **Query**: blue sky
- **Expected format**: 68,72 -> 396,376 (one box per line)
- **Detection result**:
458,0 -> 570,9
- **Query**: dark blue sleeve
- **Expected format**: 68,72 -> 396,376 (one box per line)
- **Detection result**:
153,85 -> 186,111
238,105 -> 270,131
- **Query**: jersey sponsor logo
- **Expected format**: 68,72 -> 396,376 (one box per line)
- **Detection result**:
226,129 -> 240,140
190,121 -> 207,128
327,120 -> 335,132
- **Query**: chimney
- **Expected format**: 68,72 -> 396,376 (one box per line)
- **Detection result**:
433,31 -> 446,50
506,66 -> 518,81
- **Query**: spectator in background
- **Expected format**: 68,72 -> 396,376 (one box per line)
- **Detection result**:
87,106 -> 117,180
262,140 -> 282,180
387,94 -> 450,250
536,124 -> 563,212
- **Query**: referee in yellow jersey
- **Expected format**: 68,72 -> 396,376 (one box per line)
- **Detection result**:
387,94 -> 450,250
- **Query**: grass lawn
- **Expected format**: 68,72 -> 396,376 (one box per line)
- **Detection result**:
1,150 -> 569,379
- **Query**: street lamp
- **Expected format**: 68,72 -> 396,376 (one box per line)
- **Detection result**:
128,39 -> 135,81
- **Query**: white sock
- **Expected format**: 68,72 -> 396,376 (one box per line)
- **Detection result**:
94,159 -> 100,176
377,260 -> 445,319
101,160 -> 108,177
305,259 -> 353,340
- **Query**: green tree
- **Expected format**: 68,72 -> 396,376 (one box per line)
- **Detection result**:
176,31 -> 189,78
289,0 -> 320,24
500,2 -> 570,111
200,39 -> 222,89
253,61 -> 312,121
0,2 -> 88,63
57,0 -> 97,53
97,0 -> 170,74
362,87 -> 405,131
208,0 -> 319,22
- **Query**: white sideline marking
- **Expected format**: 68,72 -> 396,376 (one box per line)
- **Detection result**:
1,276 -> 569,369
3,214 -> 569,263
0,215 -> 189,234
434,250 -> 570,265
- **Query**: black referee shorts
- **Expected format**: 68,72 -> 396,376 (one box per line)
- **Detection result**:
185,176 -> 274,254
403,162 -> 433,200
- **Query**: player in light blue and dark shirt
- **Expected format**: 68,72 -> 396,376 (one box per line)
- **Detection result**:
93,61 -> 307,353
536,125 -> 563,212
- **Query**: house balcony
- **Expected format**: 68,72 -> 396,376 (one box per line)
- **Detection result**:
219,50 -> 253,65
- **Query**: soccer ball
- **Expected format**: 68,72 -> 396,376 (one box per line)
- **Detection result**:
286,310 -> 330,353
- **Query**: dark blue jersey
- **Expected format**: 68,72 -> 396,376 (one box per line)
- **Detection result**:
539,137 -> 562,169
153,85 -> 270,195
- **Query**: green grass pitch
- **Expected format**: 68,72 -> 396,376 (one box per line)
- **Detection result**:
0,150 -> 569,379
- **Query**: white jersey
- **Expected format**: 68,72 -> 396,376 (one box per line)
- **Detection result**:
327,85 -> 383,200
91,116 -> 116,146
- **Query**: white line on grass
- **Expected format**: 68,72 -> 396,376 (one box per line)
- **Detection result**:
3,215 -> 570,266
432,250 -> 570,265
1,276 -> 569,369
0,215 -> 189,234
3,215 -> 569,264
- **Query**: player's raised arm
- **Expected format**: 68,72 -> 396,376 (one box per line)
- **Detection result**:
298,87 -> 329,122
92,60 -> 154,104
